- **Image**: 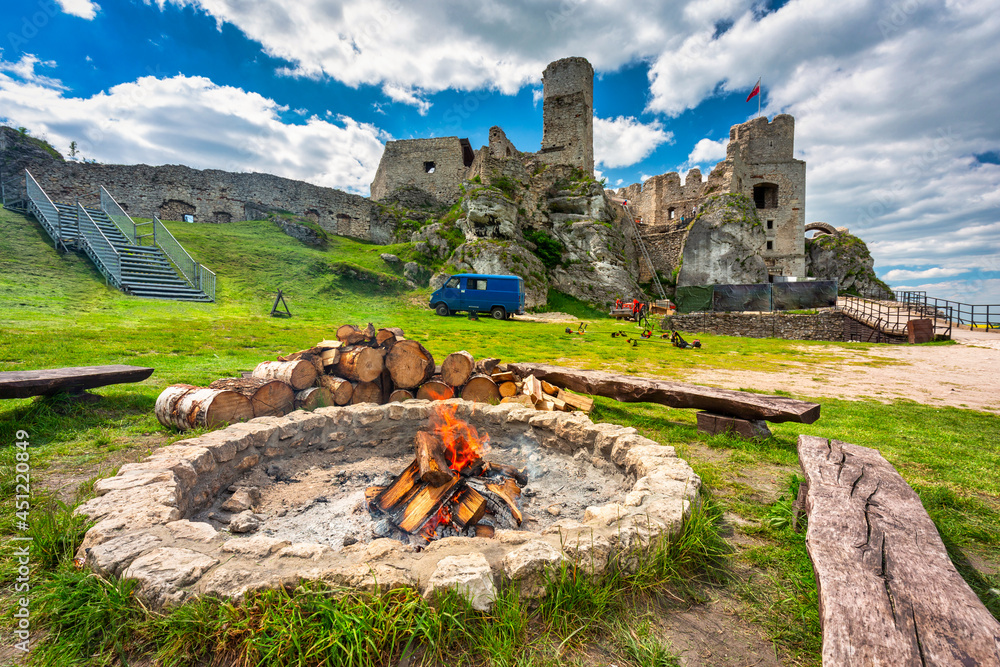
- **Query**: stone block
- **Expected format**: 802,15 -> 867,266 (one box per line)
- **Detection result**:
424,553 -> 497,611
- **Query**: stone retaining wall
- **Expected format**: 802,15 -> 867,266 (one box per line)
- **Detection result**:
76,400 -> 700,610
663,309 -> 848,341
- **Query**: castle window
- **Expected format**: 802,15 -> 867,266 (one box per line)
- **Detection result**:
424,161 -> 436,173
753,183 -> 778,209
766,240 -> 773,250
667,207 -> 676,220
767,219 -> 773,229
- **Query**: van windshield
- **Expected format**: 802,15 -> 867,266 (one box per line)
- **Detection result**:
445,277 -> 459,288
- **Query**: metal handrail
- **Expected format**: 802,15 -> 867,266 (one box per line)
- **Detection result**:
153,216 -> 197,285
894,290 -> 995,332
77,203 -> 121,286
24,170 -> 63,249
841,295 -> 953,341
197,264 -> 216,302
99,186 -> 137,245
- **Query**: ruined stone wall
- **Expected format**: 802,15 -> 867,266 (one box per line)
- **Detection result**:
369,137 -> 471,205
488,126 -> 519,160
10,156 -> 390,242
538,57 -> 594,173
637,227 -> 688,282
663,310 -> 848,341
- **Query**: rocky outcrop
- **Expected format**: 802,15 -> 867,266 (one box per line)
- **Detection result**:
273,218 -> 326,248
459,188 -> 520,241
445,240 -> 548,308
806,231 -> 891,296
676,194 -> 767,287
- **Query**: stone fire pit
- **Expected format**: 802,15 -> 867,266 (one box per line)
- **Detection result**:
77,400 -> 700,610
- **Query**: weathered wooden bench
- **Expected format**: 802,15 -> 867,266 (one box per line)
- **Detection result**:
506,363 -> 820,438
797,435 -> 1000,666
0,365 -> 155,399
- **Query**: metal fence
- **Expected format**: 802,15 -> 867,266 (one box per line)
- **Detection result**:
24,170 -> 62,249
840,295 -> 953,342
678,281 -> 838,313
895,290 -> 998,331
77,203 -> 121,287
153,217 -> 216,301
100,186 -> 137,245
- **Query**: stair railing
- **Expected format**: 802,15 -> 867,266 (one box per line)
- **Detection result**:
24,170 -> 64,251
152,216 -> 215,300
197,265 -> 216,302
77,203 -> 121,287
99,186 -> 138,245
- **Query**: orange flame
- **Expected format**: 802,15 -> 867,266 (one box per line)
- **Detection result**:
429,403 -> 490,471
420,503 -> 453,540
424,385 -> 454,401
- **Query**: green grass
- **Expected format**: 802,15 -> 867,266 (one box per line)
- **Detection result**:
1,206 -> 998,665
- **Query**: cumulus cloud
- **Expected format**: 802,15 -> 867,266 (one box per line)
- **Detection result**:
0,54 -> 389,194
881,267 -> 968,282
685,137 -> 728,169
56,0 -> 100,19
594,116 -> 672,169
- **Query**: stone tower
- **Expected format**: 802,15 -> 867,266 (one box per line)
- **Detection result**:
538,57 -> 594,173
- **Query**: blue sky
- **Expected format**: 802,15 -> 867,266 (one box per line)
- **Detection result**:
2,0 -> 999,303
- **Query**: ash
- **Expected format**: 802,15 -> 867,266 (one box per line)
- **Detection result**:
201,434 -> 628,550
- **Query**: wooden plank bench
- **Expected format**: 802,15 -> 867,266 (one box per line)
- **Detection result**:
797,435 -> 1000,666
0,365 -> 155,399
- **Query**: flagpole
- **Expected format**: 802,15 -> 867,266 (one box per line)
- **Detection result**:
758,76 -> 761,119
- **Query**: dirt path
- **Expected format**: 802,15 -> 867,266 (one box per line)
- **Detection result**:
679,330 -> 1000,413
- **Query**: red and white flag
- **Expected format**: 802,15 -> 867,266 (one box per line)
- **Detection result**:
746,78 -> 761,103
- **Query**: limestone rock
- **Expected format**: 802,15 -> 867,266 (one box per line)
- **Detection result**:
446,240 -> 547,308
221,487 -> 260,513
460,188 -> 520,241
221,535 -> 290,556
423,553 -> 497,612
806,230 -> 889,295
676,194 -> 768,287
124,547 -> 219,607
228,511 -> 262,534
380,253 -> 401,266
410,223 -> 453,260
86,532 -> 162,576
166,520 -> 221,544
403,261 -> 430,287
274,218 -> 326,248
502,540 -> 564,598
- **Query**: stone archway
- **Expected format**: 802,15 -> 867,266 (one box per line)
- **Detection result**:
805,221 -> 838,238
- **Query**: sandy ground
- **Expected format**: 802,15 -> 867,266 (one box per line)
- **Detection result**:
680,329 -> 1000,413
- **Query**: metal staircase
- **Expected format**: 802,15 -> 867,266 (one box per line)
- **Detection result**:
21,170 -> 215,302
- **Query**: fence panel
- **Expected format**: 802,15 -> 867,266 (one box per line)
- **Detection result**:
713,283 -> 772,312
772,281 -> 838,311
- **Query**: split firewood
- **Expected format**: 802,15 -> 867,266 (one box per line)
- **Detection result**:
498,381 -> 518,398
389,389 -> 414,402
351,380 -> 382,404
319,376 -> 353,405
521,375 -> 544,404
548,395 -> 568,411
336,324 -> 368,345
392,475 -> 462,534
364,486 -> 385,504
474,357 -> 501,375
451,487 -> 487,529
376,328 -> 403,347
385,339 -> 435,389
491,371 -> 515,383
537,399 -> 555,411
369,461 -> 420,513
295,386 -> 334,411
335,346 -> 384,383
540,380 -> 559,396
155,385 -> 253,430
484,477 -> 523,525
277,346 -> 319,362
557,388 -> 594,413
416,378 -> 454,401
316,339 -> 343,350
484,462 -> 529,486
319,347 -> 341,368
461,374 -> 501,404
500,395 -> 534,407
252,360 -> 318,391
415,431 -> 456,486
208,377 -> 295,417
441,350 -> 475,388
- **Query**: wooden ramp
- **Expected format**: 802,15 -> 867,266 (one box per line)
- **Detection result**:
0,365 -> 154,399
797,435 -> 1000,666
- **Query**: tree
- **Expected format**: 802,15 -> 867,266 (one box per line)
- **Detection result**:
16,127 -> 28,136
69,141 -> 78,157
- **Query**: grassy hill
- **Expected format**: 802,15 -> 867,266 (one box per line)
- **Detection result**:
1,207 -> 997,666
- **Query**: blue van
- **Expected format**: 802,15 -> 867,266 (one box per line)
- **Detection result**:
430,273 -> 525,320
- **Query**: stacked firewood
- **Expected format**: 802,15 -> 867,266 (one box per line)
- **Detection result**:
155,323 -> 594,431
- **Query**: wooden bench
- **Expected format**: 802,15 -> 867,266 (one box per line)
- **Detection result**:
0,365 -> 154,399
797,435 -> 1000,665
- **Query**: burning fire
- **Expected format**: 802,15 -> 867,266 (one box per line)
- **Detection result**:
429,403 -> 490,471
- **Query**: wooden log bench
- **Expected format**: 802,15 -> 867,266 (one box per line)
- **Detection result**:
0,365 -> 155,399
796,435 -> 1000,666
506,363 -> 821,438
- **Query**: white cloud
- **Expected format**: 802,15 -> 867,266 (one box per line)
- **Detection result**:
380,84 -> 431,115
685,136 -> 729,168
593,115 -> 672,169
881,267 -> 968,282
0,56 -> 389,195
56,0 -> 100,19
0,54 -> 65,89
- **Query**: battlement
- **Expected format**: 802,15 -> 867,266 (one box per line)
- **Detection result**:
728,114 -> 795,163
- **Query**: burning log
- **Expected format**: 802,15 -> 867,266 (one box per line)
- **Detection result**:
441,350 -> 475,387
352,380 -> 382,404
414,431 -> 456,486
335,346 -> 384,383
392,475 -> 461,534
416,378 -> 454,401
253,360 -> 318,391
385,340 -> 435,389
484,462 -> 529,487
208,377 -> 295,417
389,389 -> 414,402
460,375 -> 501,404
450,487 -> 487,529
319,376 -> 354,405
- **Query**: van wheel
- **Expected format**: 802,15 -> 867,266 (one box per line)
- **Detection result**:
435,303 -> 450,316
490,306 -> 506,320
